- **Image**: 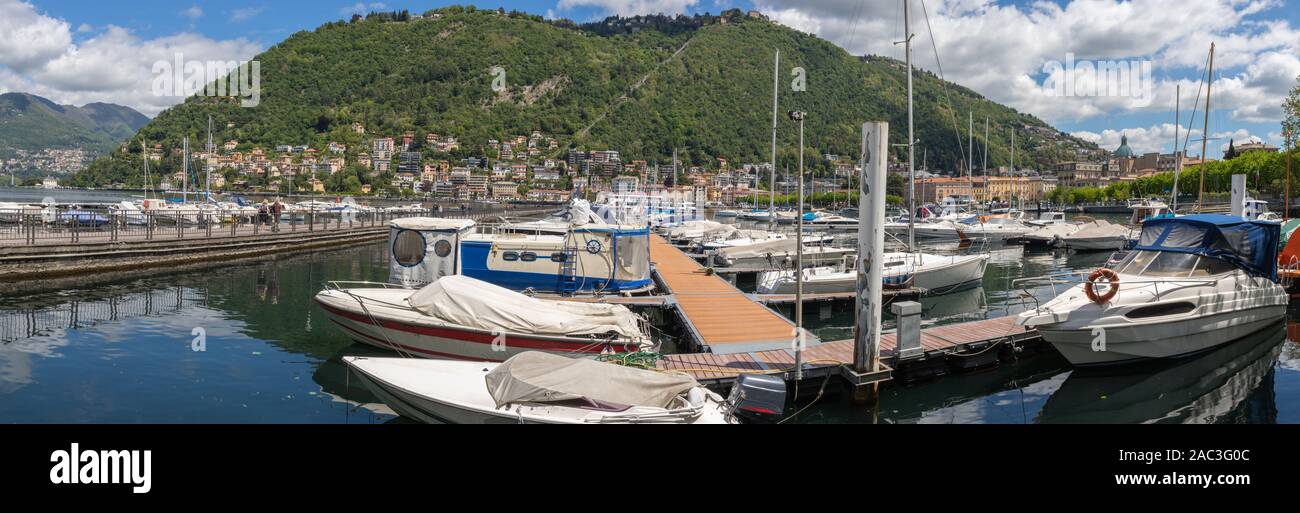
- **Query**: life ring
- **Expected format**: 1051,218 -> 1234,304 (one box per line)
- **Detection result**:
1085,268 -> 1119,304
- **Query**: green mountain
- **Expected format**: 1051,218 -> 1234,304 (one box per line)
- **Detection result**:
0,92 -> 150,156
72,6 -> 1095,188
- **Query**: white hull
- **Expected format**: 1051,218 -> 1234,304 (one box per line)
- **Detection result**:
756,253 -> 988,294
344,356 -> 733,424
1039,305 -> 1286,365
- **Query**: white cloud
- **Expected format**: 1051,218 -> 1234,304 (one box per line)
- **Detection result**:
754,0 -> 1300,127
339,2 -> 387,16
229,7 -> 264,23
1073,123 -> 1199,155
0,2 -> 261,116
0,0 -> 72,72
180,4 -> 203,21
557,0 -> 700,16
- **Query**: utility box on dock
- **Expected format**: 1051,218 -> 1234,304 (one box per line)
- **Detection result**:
892,301 -> 923,360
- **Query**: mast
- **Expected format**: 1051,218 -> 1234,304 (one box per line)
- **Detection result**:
1198,43 -> 1214,212
903,0 -> 916,251
769,49 -> 780,228
141,139 -> 152,199
1172,84 -> 1181,213
182,137 -> 189,204
982,117 -> 988,175
206,116 -> 213,201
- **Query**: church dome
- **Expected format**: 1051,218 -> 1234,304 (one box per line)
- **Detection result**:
1114,135 -> 1134,158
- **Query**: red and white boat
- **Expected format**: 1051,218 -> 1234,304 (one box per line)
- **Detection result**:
315,275 -> 650,361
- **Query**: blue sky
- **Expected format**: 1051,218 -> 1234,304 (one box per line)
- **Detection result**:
2,0 -> 1298,163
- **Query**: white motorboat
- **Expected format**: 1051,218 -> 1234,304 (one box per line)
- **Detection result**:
0,201 -> 42,223
500,199 -> 607,235
1061,220 -> 1134,251
755,251 -> 988,294
804,212 -> 859,230
714,209 -> 739,218
315,275 -> 650,361
712,238 -> 855,268
696,229 -> 788,251
1018,214 -> 1287,366
343,352 -> 787,424
1019,223 -> 1082,247
1024,211 -> 1069,227
1128,198 -> 1173,225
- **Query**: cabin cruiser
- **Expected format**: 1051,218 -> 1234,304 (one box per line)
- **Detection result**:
388,217 -> 652,295
317,275 -> 650,361
804,211 -> 859,230
1128,198 -> 1173,225
712,238 -> 856,269
755,251 -> 989,294
1024,211 -> 1069,227
1243,198 -> 1280,221
1017,214 -> 1287,366
343,352 -> 786,424
0,201 -> 43,223
1061,220 -> 1134,251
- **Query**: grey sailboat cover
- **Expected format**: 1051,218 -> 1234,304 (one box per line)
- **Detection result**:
484,352 -> 699,409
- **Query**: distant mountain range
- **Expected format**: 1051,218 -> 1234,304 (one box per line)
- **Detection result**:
0,92 -> 150,157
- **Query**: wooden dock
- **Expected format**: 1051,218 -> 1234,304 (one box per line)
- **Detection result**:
657,316 -> 1041,387
649,235 -> 797,353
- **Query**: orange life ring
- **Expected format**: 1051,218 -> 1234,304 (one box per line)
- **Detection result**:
1085,268 -> 1119,304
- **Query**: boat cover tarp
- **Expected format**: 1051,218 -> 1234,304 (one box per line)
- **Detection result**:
1135,214 -> 1279,280
484,351 -> 698,408
716,238 -> 799,259
1065,220 -> 1132,240
406,275 -> 643,340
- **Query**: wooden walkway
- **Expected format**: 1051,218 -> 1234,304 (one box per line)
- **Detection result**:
649,235 -> 796,353
657,316 -> 1040,386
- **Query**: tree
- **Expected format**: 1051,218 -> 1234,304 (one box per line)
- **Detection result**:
1284,73 -> 1300,151
1224,139 -> 1237,160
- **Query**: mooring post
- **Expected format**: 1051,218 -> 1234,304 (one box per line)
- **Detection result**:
891,301 -> 923,360
848,121 -> 887,404
1231,174 -> 1245,218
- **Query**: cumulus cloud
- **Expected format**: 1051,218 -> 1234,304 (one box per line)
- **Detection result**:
339,2 -> 387,16
557,0 -> 701,16
229,7 -> 264,23
754,0 -> 1300,127
0,0 -> 261,116
180,4 -> 203,21
0,0 -> 72,72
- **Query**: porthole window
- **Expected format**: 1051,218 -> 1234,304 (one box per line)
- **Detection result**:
392,230 -> 426,267
502,252 -> 519,262
434,239 -> 452,258
520,252 -> 537,262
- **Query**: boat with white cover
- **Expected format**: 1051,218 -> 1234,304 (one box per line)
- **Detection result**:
1019,223 -> 1082,247
343,352 -> 787,424
1061,219 -> 1134,251
1017,214 -> 1287,366
315,275 -> 650,361
712,238 -> 855,268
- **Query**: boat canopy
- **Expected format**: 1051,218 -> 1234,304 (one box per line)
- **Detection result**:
1135,214 -> 1279,280
484,351 -> 698,409
406,275 -> 644,340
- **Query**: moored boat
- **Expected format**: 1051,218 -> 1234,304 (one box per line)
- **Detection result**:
1018,214 -> 1287,366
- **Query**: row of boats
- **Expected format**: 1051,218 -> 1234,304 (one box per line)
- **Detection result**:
0,197 -> 428,227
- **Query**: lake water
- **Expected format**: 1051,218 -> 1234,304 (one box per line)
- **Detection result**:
1,215 -> 1297,423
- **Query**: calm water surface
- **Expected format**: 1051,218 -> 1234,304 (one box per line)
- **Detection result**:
1,214 -> 1298,423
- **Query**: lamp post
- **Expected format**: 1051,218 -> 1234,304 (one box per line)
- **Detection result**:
790,110 -> 806,380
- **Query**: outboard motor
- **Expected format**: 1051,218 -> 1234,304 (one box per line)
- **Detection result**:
725,374 -> 787,424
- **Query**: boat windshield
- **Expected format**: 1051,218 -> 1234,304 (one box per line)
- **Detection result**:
1114,250 -> 1236,277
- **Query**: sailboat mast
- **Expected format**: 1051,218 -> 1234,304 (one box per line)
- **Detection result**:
182,137 -> 188,204
1173,84 -> 1181,213
141,139 -> 151,199
769,49 -> 780,228
903,0 -> 916,251
206,116 -> 213,201
982,117 -> 988,175
968,111 -> 974,206
1198,43 -> 1214,212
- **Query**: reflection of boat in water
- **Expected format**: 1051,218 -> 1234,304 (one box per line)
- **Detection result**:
1037,323 -> 1284,423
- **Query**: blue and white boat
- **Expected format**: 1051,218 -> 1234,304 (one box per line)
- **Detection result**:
387,217 -> 652,295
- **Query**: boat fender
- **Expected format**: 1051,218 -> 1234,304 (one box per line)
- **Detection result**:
1084,268 -> 1119,305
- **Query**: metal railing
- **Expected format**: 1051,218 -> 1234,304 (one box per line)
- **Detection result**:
0,204 -> 548,246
